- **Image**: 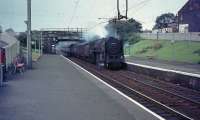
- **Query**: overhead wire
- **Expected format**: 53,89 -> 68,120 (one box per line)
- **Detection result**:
86,0 -> 116,31
68,0 -> 80,27
128,0 -> 152,15
87,0 -> 153,31
87,21 -> 110,31
126,0 -> 152,13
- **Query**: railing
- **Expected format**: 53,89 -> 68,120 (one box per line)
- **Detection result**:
40,28 -> 87,32
139,32 -> 200,42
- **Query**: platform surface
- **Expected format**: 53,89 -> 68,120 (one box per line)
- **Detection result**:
0,55 -> 161,120
126,57 -> 200,75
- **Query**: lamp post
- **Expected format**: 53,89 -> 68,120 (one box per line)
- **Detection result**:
26,0 -> 32,68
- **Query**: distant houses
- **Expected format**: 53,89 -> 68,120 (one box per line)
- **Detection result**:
153,0 -> 200,33
152,22 -> 178,33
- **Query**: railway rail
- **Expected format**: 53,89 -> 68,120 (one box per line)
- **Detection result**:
69,57 -> 200,120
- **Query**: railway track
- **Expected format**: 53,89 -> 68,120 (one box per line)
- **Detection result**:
118,70 -> 200,104
69,57 -> 200,120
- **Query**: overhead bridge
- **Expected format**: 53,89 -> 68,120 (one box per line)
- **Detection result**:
40,28 -> 87,54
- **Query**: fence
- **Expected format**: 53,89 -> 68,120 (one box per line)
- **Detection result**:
125,32 -> 200,64
139,32 -> 200,42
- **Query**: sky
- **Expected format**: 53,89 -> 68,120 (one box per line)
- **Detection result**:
0,0 -> 188,33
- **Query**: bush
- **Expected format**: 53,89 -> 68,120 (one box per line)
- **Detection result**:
135,42 -> 162,55
194,49 -> 200,56
136,48 -> 147,54
153,42 -> 162,50
136,46 -> 152,54
127,33 -> 141,45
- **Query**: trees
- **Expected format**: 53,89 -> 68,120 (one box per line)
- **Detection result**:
105,18 -> 142,42
17,30 -> 41,48
17,32 -> 27,47
5,28 -> 17,37
5,28 -> 15,33
0,25 -> 2,33
153,13 -> 176,29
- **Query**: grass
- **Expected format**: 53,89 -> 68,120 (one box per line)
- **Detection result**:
124,39 -> 200,64
21,47 -> 41,61
32,51 -> 41,61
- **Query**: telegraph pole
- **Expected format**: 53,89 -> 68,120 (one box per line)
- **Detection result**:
116,0 -> 128,39
98,0 -> 128,39
40,30 -> 43,56
27,0 -> 32,68
117,0 -> 120,19
126,0 -> 128,19
117,0 -> 128,20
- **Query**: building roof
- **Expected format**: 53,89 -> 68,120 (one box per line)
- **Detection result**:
0,32 -> 19,48
0,41 -> 8,48
179,0 -> 200,13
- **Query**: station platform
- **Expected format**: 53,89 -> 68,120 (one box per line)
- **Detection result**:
0,55 -> 161,120
126,57 -> 200,76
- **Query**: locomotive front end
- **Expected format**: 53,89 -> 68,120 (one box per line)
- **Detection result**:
105,37 -> 125,69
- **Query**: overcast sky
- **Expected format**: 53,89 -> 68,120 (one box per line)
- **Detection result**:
0,0 -> 188,32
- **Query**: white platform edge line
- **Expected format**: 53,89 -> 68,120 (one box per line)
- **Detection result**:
61,55 -> 165,120
127,62 -> 200,78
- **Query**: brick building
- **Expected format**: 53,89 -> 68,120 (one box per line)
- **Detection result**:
178,0 -> 200,32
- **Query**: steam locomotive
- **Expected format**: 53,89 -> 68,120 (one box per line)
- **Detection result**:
65,37 -> 126,69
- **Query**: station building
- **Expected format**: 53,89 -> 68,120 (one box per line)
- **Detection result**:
0,32 -> 20,69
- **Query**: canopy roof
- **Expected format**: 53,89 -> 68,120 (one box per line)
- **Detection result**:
0,32 -> 19,48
